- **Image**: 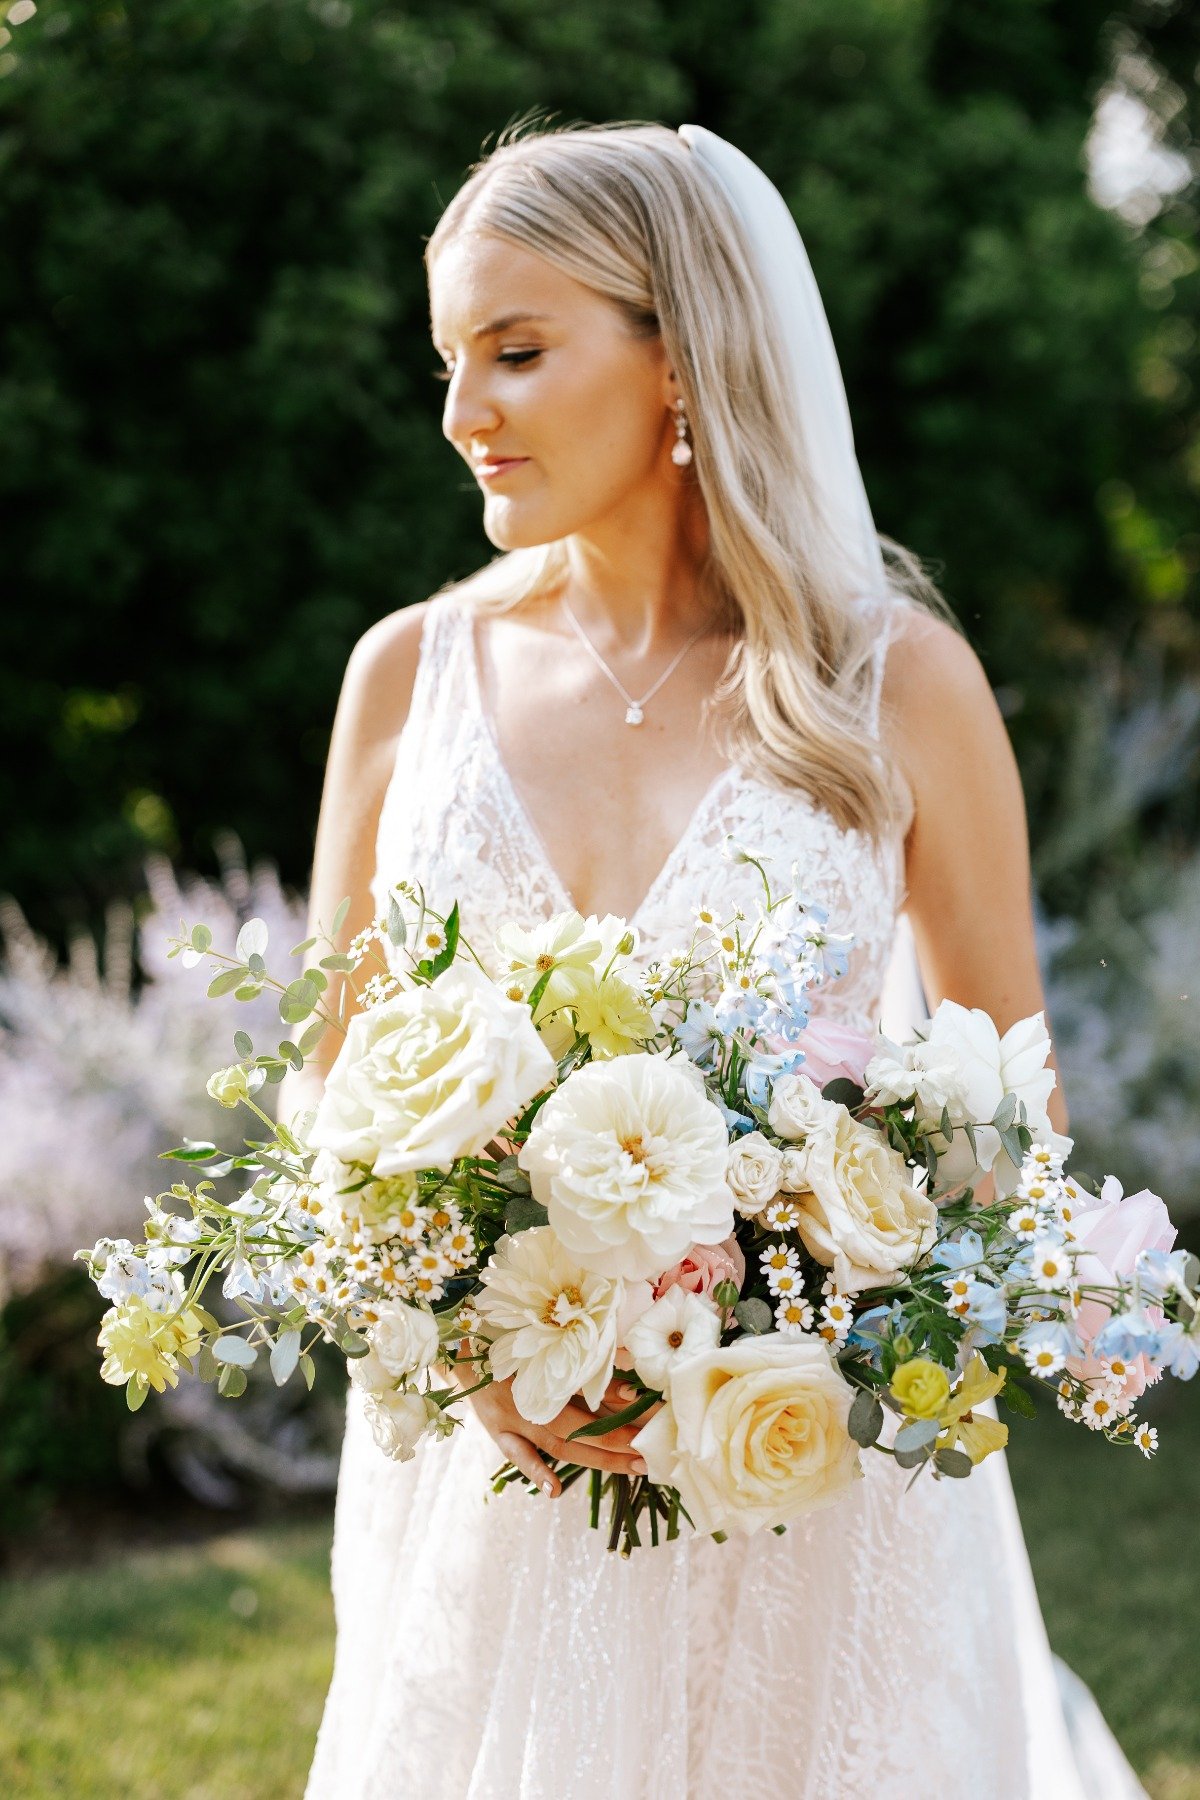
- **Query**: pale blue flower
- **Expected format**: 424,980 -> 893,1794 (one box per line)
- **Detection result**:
1017,1319 -> 1078,1364
1136,1247 -> 1194,1303
743,1049 -> 806,1110
676,1000 -> 721,1069
716,1098 -> 755,1136
931,1227 -> 985,1272
963,1280 -> 1007,1343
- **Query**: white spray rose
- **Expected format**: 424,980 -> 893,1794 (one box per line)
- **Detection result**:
864,1031 -> 969,1114
355,1381 -> 432,1462
308,963 -> 556,1175
476,1226 -> 624,1426
623,1287 -> 722,1391
519,1052 -> 734,1280
767,1072 -> 841,1143
726,1131 -> 785,1217
791,1111 -> 938,1294
368,1302 -> 439,1380
632,1335 -> 861,1536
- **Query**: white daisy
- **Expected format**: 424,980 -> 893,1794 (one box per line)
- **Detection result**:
763,1196 -> 803,1232
1006,1204 -> 1042,1241
1029,1239 -> 1073,1292
775,1296 -> 816,1335
818,1294 -> 853,1343
760,1243 -> 801,1278
1081,1390 -> 1123,1431
767,1265 -> 804,1298
1134,1422 -> 1159,1458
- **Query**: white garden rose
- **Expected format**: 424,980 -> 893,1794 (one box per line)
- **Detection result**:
631,1334 -> 861,1536
726,1131 -> 785,1217
368,1301 -> 439,1380
791,1110 -> 938,1294
767,1072 -> 841,1143
623,1287 -> 722,1391
308,963 -> 556,1175
922,1002 -> 1064,1195
355,1382 -> 432,1462
519,1053 -> 734,1280
475,1226 -> 625,1426
864,1030 -> 969,1115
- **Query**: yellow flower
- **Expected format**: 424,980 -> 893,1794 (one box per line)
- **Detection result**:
891,1357 -> 951,1420
572,972 -> 653,1058
936,1352 -> 1009,1464
98,1296 -> 206,1394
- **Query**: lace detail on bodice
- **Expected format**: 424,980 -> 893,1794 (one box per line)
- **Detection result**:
371,593 -> 908,1032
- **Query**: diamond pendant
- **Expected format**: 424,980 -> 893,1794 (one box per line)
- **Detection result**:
624,703 -> 644,727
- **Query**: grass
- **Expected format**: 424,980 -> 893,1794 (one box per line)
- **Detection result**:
0,1393 -> 1196,1800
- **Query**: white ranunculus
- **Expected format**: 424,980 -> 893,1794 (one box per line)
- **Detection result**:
767,1072 -> 841,1143
864,1030 -> 970,1115
632,1334 -> 861,1536
792,1111 -> 938,1294
369,1301 -> 439,1380
356,1383 -> 431,1462
922,1002 -> 1062,1195
726,1131 -> 785,1217
476,1226 -> 624,1426
518,1053 -> 734,1280
623,1287 -> 722,1391
307,963 -> 557,1175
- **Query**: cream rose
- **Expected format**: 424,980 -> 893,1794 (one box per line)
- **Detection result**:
791,1110 -> 938,1294
354,1380 -> 432,1462
631,1334 -> 861,1535
308,963 -> 556,1175
368,1301 -> 439,1380
726,1131 -> 785,1216
519,1052 -> 734,1280
767,1072 -> 841,1143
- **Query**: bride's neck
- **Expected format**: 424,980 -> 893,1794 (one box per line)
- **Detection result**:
556,486 -> 712,650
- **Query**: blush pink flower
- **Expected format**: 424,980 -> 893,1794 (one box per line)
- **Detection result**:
763,1017 -> 874,1091
654,1236 -> 745,1302
1066,1178 -> 1176,1402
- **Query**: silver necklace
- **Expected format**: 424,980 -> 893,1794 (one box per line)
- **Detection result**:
560,602 -> 713,727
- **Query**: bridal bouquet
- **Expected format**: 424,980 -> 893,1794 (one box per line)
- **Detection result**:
78,847 -> 1199,1553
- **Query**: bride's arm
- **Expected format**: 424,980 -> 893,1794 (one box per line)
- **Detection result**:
276,601 -> 431,1128
881,610 -> 1069,1143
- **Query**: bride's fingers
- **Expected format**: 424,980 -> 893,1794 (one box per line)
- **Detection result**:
497,1430 -> 561,1498
553,1398 -> 648,1455
533,1433 -> 647,1476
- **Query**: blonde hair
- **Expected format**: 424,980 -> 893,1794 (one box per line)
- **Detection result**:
426,120 -> 954,839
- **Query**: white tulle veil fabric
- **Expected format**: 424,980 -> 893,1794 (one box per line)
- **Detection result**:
677,123 -> 926,1036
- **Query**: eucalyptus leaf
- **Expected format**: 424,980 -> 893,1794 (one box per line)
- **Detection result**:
217,1364 -> 248,1399
319,954 -> 356,972
290,936 -> 318,957
235,982 -> 264,1002
190,923 -> 212,953
733,1297 -> 773,1336
933,1447 -> 973,1479
235,917 -> 269,961
504,1194 -> 548,1234
207,967 -> 245,999
212,1335 -> 258,1368
270,1329 -> 302,1386
894,1417 -> 940,1453
197,1343 -> 219,1383
992,1092 -> 1017,1132
341,1330 -> 371,1358
893,1440 -> 934,1470
299,1352 -> 317,1390
332,896 -> 351,937
126,1378 -> 149,1413
280,978 -> 319,1025
821,1077 -> 865,1108
297,1018 -> 328,1056
848,1387 -> 885,1447
233,1029 -> 254,1058
386,896 -> 406,947
303,966 -> 329,993
278,1040 -> 304,1072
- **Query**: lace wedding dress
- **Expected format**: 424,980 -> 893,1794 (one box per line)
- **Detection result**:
305,592 -> 1146,1800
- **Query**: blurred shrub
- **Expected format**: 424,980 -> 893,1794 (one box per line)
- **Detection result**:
0,0 -> 1194,944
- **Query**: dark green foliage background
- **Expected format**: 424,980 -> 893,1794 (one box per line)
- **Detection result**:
0,0 -> 1196,938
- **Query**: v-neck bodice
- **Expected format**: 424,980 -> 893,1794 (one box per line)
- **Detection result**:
371,590 -> 909,1031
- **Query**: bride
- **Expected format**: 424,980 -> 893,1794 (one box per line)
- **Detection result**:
296,123 -> 1145,1798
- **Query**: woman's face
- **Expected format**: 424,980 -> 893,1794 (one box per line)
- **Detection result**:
429,233 -> 679,550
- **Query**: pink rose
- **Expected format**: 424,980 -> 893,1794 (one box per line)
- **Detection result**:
654,1236 -> 745,1302
763,1017 -> 874,1091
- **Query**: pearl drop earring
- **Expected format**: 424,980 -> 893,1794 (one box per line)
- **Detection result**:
671,397 -> 693,467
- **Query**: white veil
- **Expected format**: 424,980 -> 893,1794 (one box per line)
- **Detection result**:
677,124 -> 927,1041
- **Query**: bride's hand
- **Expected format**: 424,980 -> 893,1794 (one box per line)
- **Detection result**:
446,1344 -> 649,1497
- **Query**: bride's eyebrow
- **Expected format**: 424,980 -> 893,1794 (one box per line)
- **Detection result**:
432,310 -> 554,352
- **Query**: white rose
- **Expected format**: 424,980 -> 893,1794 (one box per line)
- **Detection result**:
632,1334 -> 861,1536
519,1052 -> 734,1280
308,963 -> 556,1175
357,1384 -> 431,1462
476,1226 -> 624,1425
767,1072 -> 840,1143
726,1131 -> 785,1216
623,1287 -> 721,1391
791,1111 -> 938,1294
923,1002 -> 1060,1195
779,1148 -> 813,1192
368,1302 -> 439,1380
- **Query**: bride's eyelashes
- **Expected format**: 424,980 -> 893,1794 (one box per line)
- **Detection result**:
431,348 -> 544,382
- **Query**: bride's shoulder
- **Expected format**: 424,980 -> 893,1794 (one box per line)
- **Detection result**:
878,601 -> 1020,815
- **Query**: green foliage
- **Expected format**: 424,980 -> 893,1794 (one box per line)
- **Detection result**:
0,0 -> 1195,943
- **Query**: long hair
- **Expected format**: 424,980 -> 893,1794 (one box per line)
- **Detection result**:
426,121 -> 953,839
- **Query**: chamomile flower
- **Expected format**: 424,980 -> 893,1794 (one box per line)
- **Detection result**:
1055,1376 -> 1083,1420
453,1300 -> 482,1337
943,1272 -> 973,1316
760,1243 -> 800,1280
1029,1239 -> 1073,1292
763,1196 -> 803,1232
767,1265 -> 804,1298
1018,1321 -> 1074,1378
439,1225 -> 476,1269
1134,1422 -> 1159,1458
775,1295 -> 816,1335
394,1202 -> 432,1245
819,1294 -> 854,1343
1006,1203 -> 1042,1242
1099,1354 -> 1136,1393
1081,1389 -> 1125,1431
